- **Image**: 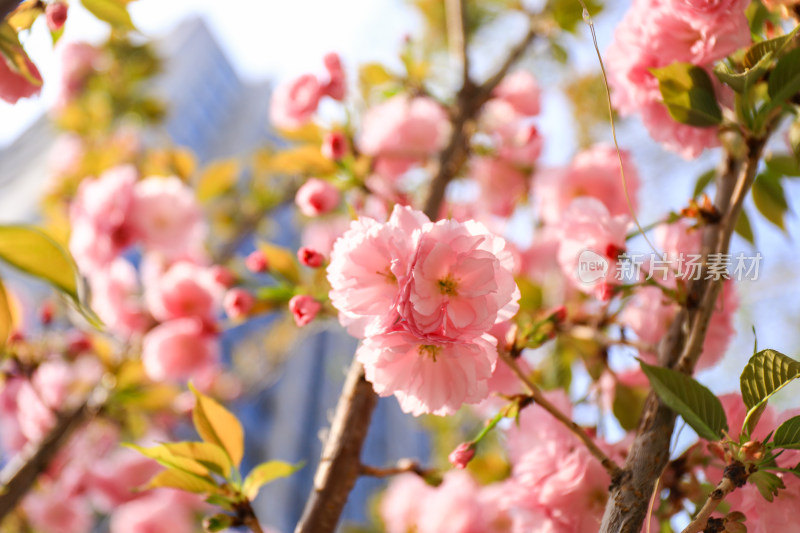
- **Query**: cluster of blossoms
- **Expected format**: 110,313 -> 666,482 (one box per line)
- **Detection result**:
327,205 -> 520,415
68,165 -> 228,385
381,392 -> 624,533
606,0 -> 750,158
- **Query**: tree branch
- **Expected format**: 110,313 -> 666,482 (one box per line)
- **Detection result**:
294,18 -> 540,533
498,349 -> 622,478
598,136 -> 768,533
681,477 -> 736,533
359,459 -> 436,479
0,384 -> 107,523
0,0 -> 22,23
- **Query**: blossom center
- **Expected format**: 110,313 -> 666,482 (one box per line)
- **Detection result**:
437,274 -> 458,296
418,344 -> 441,362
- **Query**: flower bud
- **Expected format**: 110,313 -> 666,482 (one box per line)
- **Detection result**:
223,289 -> 255,319
46,1 -> 68,32
448,442 -> 475,469
210,265 -> 236,287
295,178 -> 340,217
298,246 -> 324,268
245,250 -> 269,273
289,295 -> 321,327
321,131 -> 347,161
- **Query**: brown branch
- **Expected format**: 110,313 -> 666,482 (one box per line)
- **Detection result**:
294,18 -> 540,533
681,477 -> 736,533
0,384 -> 107,523
240,500 -> 265,533
445,0 -> 469,84
0,0 -> 22,22
359,458 -> 436,479
598,136 -> 768,533
498,349 -> 622,478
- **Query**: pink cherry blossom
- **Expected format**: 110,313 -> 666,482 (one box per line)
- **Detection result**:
270,73 -> 322,130
0,53 -> 42,104
556,197 -> 630,297
322,52 -> 346,101
402,218 -> 520,339
141,318 -> 219,382
289,295 -> 321,327
23,488 -> 92,533
144,260 -> 223,323
110,491 -> 196,533
298,246 -> 325,267
295,178 -> 341,217
536,145 -> 640,225
0,378 -> 26,453
87,446 -> 163,511
358,95 -> 450,178
357,329 -> 498,416
492,70 -> 541,116
90,258 -> 150,337
698,279 -> 738,370
301,216 -> 351,256
246,250 -> 269,272
448,442 -> 476,469
469,157 -> 529,216
328,205 -> 429,338
620,285 -> 676,347
417,470 -> 488,533
129,176 -> 205,258
57,41 -> 99,105
380,473 -> 431,533
69,165 -> 138,274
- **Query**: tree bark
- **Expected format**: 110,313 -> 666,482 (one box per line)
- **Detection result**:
599,136 -> 768,533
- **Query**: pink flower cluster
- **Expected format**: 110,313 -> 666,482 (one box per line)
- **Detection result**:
68,166 -> 226,384
270,52 -> 346,130
327,205 -> 520,415
469,71 -> 543,216
381,392 -> 618,533
606,0 -> 750,158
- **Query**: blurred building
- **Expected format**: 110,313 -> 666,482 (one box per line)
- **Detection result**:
0,17 -> 428,533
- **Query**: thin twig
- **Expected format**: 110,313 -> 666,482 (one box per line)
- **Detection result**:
498,349 -> 622,478
360,459 -> 436,479
240,500 -> 265,533
681,477 -> 735,533
445,0 -> 470,84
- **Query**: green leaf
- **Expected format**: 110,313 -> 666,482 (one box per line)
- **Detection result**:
639,360 -> 728,441
145,468 -> 219,495
773,415 -> 800,449
752,172 -> 789,231
789,120 -> 800,163
744,26 -> 799,69
765,154 -> 800,177
740,349 -> 800,410
0,280 -> 12,350
767,46 -> 800,108
750,470 -> 784,502
693,168 -> 716,198
189,384 -> 245,468
613,382 -> 649,431
549,0 -> 603,33
242,460 -> 303,500
159,441 -> 232,477
0,226 -> 79,302
734,209 -> 755,246
713,55 -> 773,94
204,514 -> 235,532
0,22 -> 41,85
650,63 -> 722,127
80,0 -> 135,30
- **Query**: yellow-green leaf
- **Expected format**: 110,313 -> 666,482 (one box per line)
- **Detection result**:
126,443 -> 210,477
80,0 -> 135,30
242,460 -> 303,500
160,441 -> 232,477
196,159 -> 239,203
8,1 -> 44,32
257,242 -> 300,285
145,468 -> 219,495
189,384 -> 244,468
0,225 -> 79,302
0,280 -> 11,349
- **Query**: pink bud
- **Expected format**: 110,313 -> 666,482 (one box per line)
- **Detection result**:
322,52 -> 346,101
66,331 -> 92,357
289,295 -> 321,327
552,305 -> 567,323
295,178 -> 340,217
40,302 -> 54,326
223,289 -> 255,319
245,251 -> 269,273
321,131 -> 347,161
298,247 -> 324,268
598,283 -> 614,302
46,2 -> 68,31
448,442 -> 475,469
210,266 -> 236,287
